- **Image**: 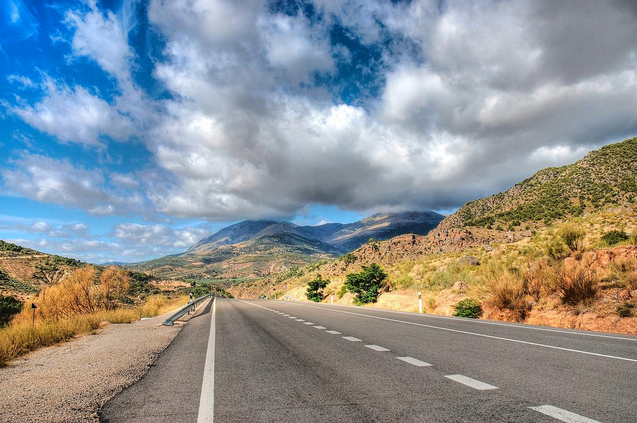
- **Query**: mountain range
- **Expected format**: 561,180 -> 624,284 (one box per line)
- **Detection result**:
188,211 -> 445,254
131,211 -> 444,281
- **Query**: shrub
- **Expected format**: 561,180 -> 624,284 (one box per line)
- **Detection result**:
0,296 -> 23,327
306,275 -> 329,302
345,264 -> 387,305
617,302 -> 635,318
524,258 -> 557,301
556,263 -> 598,305
601,230 -> 629,246
340,252 -> 357,264
453,298 -> 483,318
558,224 -> 585,253
488,273 -> 528,320
546,236 -> 569,260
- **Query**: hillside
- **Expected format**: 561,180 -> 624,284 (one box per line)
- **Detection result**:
0,240 -> 85,301
439,137 -> 637,231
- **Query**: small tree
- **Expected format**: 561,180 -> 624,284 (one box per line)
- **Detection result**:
345,264 -> 387,305
306,275 -> 329,302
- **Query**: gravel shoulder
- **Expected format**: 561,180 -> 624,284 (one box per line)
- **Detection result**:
0,302 -> 208,423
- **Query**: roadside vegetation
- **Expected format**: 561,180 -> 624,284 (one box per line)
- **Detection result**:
254,204 -> 637,333
0,265 -> 190,367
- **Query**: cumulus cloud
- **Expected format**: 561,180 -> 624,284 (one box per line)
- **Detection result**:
6,0 -> 637,224
12,78 -> 136,147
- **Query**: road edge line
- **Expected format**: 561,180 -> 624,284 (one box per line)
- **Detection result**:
197,297 -> 216,423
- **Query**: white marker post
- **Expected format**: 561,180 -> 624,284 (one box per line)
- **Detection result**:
331,295 -> 334,304
418,292 -> 423,314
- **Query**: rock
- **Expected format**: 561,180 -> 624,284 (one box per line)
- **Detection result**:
451,281 -> 468,292
458,256 -> 480,267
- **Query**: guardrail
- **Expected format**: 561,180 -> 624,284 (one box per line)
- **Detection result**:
162,294 -> 212,326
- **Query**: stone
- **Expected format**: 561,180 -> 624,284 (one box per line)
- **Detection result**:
458,256 -> 480,267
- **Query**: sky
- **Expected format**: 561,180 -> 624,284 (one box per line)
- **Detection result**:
1,0 -> 637,264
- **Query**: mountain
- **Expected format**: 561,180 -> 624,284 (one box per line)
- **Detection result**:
188,211 -> 444,255
134,211 -> 444,282
439,137 -> 637,231
188,220 -> 277,253
324,211 -> 445,252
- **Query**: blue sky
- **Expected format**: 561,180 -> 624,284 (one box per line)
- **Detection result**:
1,0 -> 637,263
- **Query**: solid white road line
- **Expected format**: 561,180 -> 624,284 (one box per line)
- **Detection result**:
197,298 -> 216,423
365,344 -> 390,352
303,322 -> 314,325
325,330 -> 341,335
444,374 -> 498,390
343,336 -> 362,342
301,305 -> 637,363
529,405 -> 601,423
312,303 -> 637,342
396,356 -> 432,367
313,326 -> 327,329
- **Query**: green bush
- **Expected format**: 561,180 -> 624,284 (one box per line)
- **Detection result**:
306,275 -> 329,302
0,295 -> 23,326
601,230 -> 629,246
345,264 -> 387,305
453,298 -> 483,318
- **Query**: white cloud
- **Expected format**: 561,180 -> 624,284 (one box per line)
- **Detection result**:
12,78 -> 136,147
64,1 -> 134,82
0,153 -> 148,216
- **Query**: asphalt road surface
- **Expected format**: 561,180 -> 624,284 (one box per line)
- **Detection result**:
100,298 -> 637,423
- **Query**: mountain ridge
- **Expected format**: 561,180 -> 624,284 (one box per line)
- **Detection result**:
187,211 -> 444,256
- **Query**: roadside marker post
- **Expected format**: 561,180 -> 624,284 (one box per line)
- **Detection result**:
31,303 -> 37,325
418,292 -> 423,314
331,295 -> 334,304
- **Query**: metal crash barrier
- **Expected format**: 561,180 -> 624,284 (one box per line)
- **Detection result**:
163,294 -> 212,326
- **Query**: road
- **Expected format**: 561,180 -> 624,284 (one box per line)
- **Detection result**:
100,298 -> 637,423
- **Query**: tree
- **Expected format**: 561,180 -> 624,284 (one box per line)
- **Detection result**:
345,264 -> 387,305
306,275 -> 329,302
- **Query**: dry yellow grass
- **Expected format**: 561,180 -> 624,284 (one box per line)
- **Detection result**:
0,294 -> 188,367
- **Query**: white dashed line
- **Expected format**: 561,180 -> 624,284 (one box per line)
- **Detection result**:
444,374 -> 498,390
529,405 -> 601,423
303,322 -> 314,325
365,344 -> 390,352
325,330 -> 341,335
396,357 -> 432,367
282,314 -> 290,317
313,326 -> 327,329
343,336 -> 362,342
301,304 -> 637,363
296,319 -> 304,322
288,316 -> 296,319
